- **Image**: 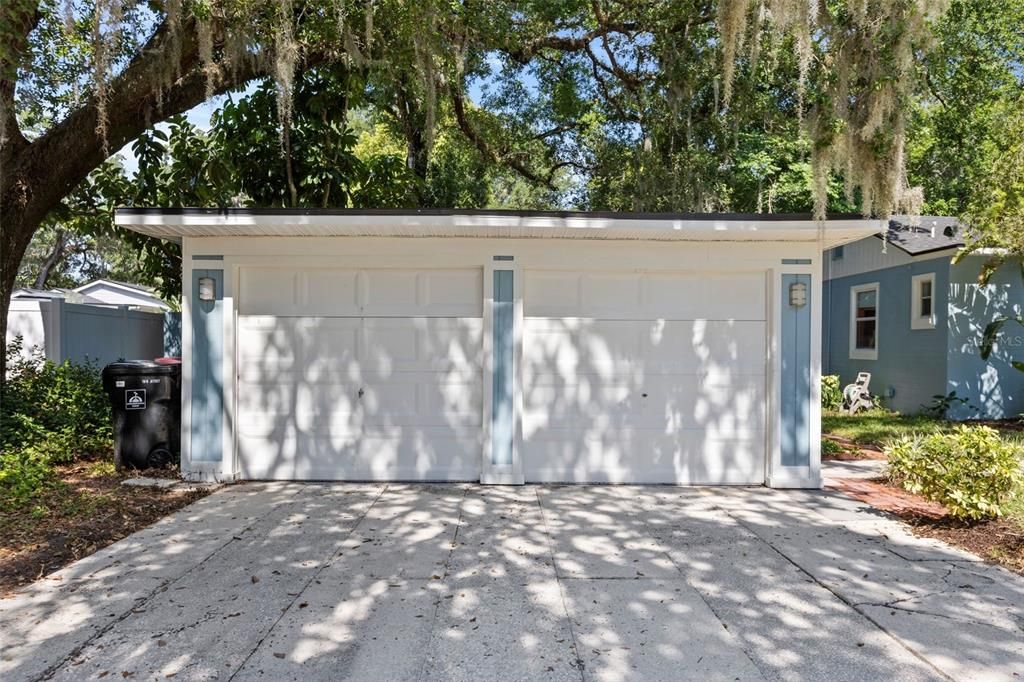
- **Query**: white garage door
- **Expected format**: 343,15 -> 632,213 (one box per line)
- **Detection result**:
522,271 -> 766,484
236,267 -> 483,480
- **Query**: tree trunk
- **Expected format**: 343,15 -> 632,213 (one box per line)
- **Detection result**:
0,16 -> 276,387
1,203 -> 38,384
33,229 -> 67,289
392,75 -> 431,203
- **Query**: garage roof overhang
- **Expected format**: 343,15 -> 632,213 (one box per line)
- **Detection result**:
114,208 -> 882,249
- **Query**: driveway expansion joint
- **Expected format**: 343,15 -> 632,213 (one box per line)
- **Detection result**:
417,486 -> 469,681
32,484 -> 308,682
724,506 -> 957,682
225,483 -> 388,682
534,487 -> 587,682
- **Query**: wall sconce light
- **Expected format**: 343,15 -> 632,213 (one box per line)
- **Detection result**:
198,277 -> 216,302
789,281 -> 807,308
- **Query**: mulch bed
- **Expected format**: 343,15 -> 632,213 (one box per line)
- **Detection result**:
0,461 -> 210,597
822,435 -> 888,461
972,418 -> 1024,433
909,517 -> 1024,574
827,476 -> 1024,575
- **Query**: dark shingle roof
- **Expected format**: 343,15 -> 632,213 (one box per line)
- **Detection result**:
874,216 -> 964,256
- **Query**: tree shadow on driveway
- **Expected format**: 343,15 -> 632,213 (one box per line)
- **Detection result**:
2,483 -> 1023,681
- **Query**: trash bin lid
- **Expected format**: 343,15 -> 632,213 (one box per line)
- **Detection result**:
102,360 -> 178,377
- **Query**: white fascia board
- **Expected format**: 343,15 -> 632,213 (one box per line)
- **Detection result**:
115,211 -> 880,247
74,279 -> 153,295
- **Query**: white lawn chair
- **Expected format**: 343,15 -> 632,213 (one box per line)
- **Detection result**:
843,372 -> 874,415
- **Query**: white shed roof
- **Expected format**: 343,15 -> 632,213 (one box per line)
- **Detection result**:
114,208 -> 882,249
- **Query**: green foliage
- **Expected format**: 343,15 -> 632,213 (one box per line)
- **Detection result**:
211,67 -> 417,209
0,450 -> 55,508
1,338 -> 112,509
907,0 -> 1024,266
886,426 -> 1023,520
908,0 -> 1024,217
821,438 -> 844,456
821,375 -> 842,412
921,391 -> 977,417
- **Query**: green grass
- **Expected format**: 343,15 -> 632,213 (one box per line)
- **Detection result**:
822,409 -> 1024,449
1001,472 -> 1024,524
822,410 -> 954,449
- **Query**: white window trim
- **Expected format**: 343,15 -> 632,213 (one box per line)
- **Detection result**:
911,272 -> 937,330
849,282 -> 879,360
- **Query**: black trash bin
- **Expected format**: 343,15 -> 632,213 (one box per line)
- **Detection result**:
102,360 -> 181,469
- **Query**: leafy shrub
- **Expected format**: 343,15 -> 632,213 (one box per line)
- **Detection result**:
0,450 -> 57,507
1,338 -> 112,508
886,425 -> 1023,520
821,438 -> 844,456
821,375 -> 842,411
920,391 -> 976,418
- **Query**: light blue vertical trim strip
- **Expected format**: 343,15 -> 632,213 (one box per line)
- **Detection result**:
191,269 -> 224,463
492,270 -> 514,466
781,274 -> 812,467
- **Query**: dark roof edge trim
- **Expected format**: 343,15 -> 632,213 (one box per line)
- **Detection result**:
114,207 -> 866,221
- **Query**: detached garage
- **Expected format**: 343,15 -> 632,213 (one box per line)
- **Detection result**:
115,209 -> 877,488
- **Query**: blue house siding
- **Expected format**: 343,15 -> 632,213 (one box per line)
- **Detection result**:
781,274 -> 812,467
190,269 -> 224,463
947,256 -> 1024,419
823,260 -> 949,414
491,270 -> 514,467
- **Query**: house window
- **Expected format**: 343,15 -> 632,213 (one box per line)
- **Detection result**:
849,283 -> 879,360
911,273 -> 937,330
832,245 -> 844,260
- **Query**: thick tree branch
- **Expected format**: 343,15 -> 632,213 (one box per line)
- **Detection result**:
0,0 -> 42,154
449,84 -> 554,189
4,16 -> 276,235
502,21 -> 638,64
33,228 -> 66,289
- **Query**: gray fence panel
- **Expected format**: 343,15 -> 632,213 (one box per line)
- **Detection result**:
7,300 -> 169,368
62,303 -> 165,366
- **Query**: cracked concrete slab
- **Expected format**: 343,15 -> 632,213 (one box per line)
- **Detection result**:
3,481 -> 1024,681
234,575 -> 440,681
561,577 -> 763,681
859,604 -> 1024,681
423,577 -> 580,681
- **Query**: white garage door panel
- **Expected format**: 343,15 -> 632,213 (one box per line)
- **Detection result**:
239,268 -> 481,317
522,270 -> 766,484
523,378 -> 764,432
239,318 -> 480,379
238,429 -> 479,481
525,271 -> 765,320
522,319 -> 766,377
237,267 -> 482,481
238,375 -> 480,429
523,437 -> 765,484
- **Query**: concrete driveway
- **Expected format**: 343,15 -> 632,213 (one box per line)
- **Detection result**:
2,482 -> 1023,681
